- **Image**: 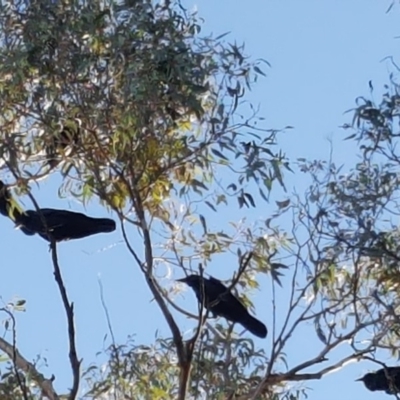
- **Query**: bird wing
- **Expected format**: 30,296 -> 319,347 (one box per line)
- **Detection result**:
207,276 -> 249,313
208,276 -> 246,305
388,367 -> 400,377
40,208 -> 86,218
40,209 -> 91,228
208,276 -> 231,292
36,209 -> 115,241
32,209 -> 62,229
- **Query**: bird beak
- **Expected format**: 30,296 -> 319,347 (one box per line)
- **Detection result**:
355,377 -> 364,382
177,278 -> 187,283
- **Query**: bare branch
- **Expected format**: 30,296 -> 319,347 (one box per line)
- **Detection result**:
4,160 -> 81,399
235,350 -> 369,400
50,240 -> 81,400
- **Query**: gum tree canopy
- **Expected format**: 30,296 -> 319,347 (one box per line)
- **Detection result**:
1,0 -> 398,400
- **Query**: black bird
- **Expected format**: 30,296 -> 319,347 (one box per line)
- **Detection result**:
0,180 -> 116,242
178,274 -> 267,338
356,367 -> 400,394
16,209 -> 116,242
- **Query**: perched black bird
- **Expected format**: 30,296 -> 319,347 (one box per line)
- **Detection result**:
16,209 -> 116,242
178,274 -> 267,338
0,180 -> 116,242
356,367 -> 400,394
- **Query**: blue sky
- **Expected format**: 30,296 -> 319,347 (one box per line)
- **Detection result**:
192,2 -> 399,399
0,1 -> 399,399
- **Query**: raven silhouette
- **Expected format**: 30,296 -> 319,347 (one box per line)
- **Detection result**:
178,274 -> 267,338
0,180 -> 116,242
16,209 -> 116,242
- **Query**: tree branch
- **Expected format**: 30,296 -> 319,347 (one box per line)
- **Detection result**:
234,350 -> 369,400
247,320 -> 377,400
119,216 -> 187,397
50,241 -> 81,400
1,307 -> 29,400
4,166 -> 81,399
0,336 -> 59,400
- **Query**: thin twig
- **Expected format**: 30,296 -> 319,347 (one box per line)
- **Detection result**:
235,350 -> 369,400
1,308 -> 29,400
248,318 -> 378,400
98,277 -> 119,400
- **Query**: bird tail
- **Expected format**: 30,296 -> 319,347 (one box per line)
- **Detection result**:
91,218 -> 116,233
240,314 -> 268,338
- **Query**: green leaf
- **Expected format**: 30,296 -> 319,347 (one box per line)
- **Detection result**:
243,192 -> 256,207
253,65 -> 266,77
199,214 -> 207,234
264,177 -> 273,192
276,199 -> 290,209
211,148 -> 229,160
205,201 -> 217,212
